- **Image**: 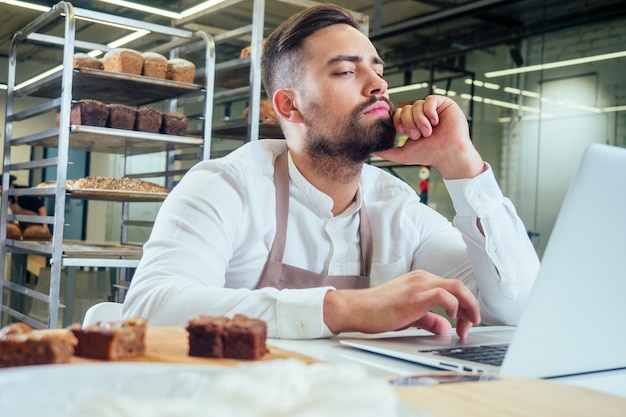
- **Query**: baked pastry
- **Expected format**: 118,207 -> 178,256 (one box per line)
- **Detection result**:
6,222 -> 22,240
68,176 -> 168,193
22,225 -> 52,241
223,314 -> 268,360
242,98 -> 278,125
103,48 -> 143,75
142,52 -> 168,79
107,103 -> 136,130
187,316 -> 229,358
239,39 -> 266,58
0,323 -> 77,368
135,106 -> 163,133
73,52 -> 102,69
187,314 -> 267,360
166,58 -> 196,83
57,99 -> 109,127
37,177 -> 169,194
161,112 -> 188,136
70,318 -> 147,360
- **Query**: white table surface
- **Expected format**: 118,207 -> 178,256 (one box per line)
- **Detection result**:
268,330 -> 626,400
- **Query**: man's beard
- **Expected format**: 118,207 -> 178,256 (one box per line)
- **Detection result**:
303,97 -> 396,179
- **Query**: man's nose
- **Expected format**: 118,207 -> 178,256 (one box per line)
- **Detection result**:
365,72 -> 388,97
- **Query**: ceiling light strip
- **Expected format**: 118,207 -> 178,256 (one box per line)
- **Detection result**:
175,0 -> 238,25
107,29 -> 150,48
96,0 -> 180,18
503,87 -> 541,98
1,0 -> 48,12
388,83 -> 429,94
464,79 -> 500,90
485,50 -> 626,78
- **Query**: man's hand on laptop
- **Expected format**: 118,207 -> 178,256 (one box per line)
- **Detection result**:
323,270 -> 481,339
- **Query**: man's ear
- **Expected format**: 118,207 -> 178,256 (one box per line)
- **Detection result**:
273,89 -> 304,124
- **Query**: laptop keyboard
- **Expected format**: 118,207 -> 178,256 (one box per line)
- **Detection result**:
419,344 -> 509,366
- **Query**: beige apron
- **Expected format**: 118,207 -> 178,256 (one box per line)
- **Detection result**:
256,151 -> 372,290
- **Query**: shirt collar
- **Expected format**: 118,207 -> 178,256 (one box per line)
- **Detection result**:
286,150 -> 362,218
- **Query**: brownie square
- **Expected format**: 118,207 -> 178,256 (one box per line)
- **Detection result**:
69,318 -> 147,360
223,314 -> 267,360
187,316 -> 229,358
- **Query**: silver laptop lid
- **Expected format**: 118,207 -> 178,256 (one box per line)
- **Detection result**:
501,143 -> 626,378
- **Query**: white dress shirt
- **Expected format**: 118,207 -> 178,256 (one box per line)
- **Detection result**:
122,139 -> 539,339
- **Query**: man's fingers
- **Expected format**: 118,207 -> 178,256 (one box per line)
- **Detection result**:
413,312 -> 452,335
455,318 -> 474,339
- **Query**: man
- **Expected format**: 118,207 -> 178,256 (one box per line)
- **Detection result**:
122,4 -> 539,339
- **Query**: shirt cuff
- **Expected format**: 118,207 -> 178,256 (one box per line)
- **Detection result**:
443,163 -> 505,218
275,287 -> 335,339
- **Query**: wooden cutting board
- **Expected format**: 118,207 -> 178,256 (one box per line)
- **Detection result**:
70,326 -> 317,366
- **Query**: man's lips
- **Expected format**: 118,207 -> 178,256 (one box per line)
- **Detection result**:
363,101 -> 391,116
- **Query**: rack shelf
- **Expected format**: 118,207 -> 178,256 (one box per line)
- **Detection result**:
6,240 -> 142,261
21,68 -> 203,106
22,125 -> 204,155
212,118 -> 283,140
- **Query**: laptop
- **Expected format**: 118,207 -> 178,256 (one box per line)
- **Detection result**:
340,143 -> 626,379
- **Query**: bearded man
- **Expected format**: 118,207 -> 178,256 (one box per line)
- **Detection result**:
123,4 -> 539,339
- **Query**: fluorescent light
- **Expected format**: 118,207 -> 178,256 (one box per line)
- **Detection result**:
1,0 -> 48,12
503,87 -> 541,98
79,16 -> 152,32
459,93 -> 542,114
433,88 -> 456,96
97,0 -> 228,19
485,50 -> 626,78
0,84 -> 7,90
181,0 -> 226,18
387,82 -> 429,94
97,0 -> 181,19
464,79 -> 500,90
107,29 -> 150,48
15,65 -> 62,90
603,105 -> 626,113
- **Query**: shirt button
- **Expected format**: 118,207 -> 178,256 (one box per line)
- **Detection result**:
298,326 -> 310,338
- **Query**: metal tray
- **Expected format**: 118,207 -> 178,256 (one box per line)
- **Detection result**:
32,125 -> 204,155
22,68 -> 202,106
36,185 -> 168,202
211,118 -> 284,140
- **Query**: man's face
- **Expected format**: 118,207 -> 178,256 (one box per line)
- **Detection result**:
296,24 -> 396,163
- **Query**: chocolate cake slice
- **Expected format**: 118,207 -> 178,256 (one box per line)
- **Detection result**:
69,317 -> 147,360
223,314 -> 268,360
0,323 -> 77,368
187,316 -> 229,358
187,314 -> 267,360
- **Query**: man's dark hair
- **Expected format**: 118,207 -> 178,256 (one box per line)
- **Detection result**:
261,4 -> 358,100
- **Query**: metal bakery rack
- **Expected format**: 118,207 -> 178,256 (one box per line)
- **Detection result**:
1,1 -> 215,328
